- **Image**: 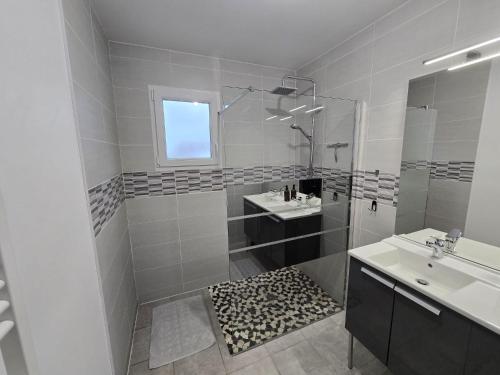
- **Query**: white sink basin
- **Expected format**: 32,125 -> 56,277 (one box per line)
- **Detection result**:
349,236 -> 500,334
244,192 -> 322,219
368,248 -> 474,297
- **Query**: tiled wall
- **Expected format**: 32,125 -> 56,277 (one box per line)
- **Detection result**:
126,192 -> 228,302
61,1 -> 136,374
108,41 -> 297,302
297,0 -> 500,246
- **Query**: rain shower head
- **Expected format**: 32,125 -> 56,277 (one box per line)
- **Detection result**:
271,86 -> 297,95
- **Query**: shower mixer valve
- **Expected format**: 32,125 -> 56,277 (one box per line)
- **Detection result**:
327,142 -> 349,162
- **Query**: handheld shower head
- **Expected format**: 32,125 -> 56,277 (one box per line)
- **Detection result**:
290,124 -> 312,142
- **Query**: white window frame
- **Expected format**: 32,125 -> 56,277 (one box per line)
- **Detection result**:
149,85 -> 220,169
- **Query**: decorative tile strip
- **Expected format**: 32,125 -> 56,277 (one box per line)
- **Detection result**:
401,160 -> 475,182
313,167 -> 353,196
430,161 -> 474,182
88,174 -> 124,236
123,169 -> 223,198
122,165 -> 359,200
351,170 -> 399,207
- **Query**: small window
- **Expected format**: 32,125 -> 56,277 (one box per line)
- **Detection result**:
150,86 -> 220,168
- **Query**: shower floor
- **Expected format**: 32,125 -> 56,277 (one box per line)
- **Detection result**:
208,266 -> 342,355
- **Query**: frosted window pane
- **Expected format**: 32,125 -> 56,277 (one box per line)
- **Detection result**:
163,100 -> 212,159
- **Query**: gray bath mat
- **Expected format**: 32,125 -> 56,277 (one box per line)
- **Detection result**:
149,295 -> 216,368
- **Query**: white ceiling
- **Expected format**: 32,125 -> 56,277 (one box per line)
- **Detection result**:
93,0 -> 406,69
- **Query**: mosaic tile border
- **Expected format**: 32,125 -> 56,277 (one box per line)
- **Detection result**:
88,174 -> 124,236
88,165 -> 362,235
352,170 -> 400,207
313,167 -> 353,196
123,169 -> 224,198
122,166 -> 355,199
401,160 -> 475,182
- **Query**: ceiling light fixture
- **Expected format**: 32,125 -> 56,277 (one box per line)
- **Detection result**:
280,116 -> 293,121
305,106 -> 324,114
448,51 -> 500,71
423,36 -> 500,65
265,115 -> 277,121
289,105 -> 307,112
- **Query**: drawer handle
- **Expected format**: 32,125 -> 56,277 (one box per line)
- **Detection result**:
361,267 -> 395,289
395,286 -> 441,316
268,215 -> 280,223
246,202 -> 257,209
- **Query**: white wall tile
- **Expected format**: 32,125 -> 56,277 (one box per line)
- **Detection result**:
362,139 -> 403,175
129,219 -> 180,247
114,87 -> 149,117
366,101 -> 406,140
181,254 -> 229,284
80,139 -> 121,187
117,116 -> 153,145
126,195 -> 178,224
134,264 -> 183,300
120,145 -> 155,171
109,41 -> 171,62
180,234 -> 228,263
372,0 -> 457,73
170,64 -> 220,91
177,191 -> 227,218
132,241 -> 181,271
359,199 -> 397,238
178,214 -> 228,241
62,0 -> 93,54
326,45 -> 373,89
91,12 -> 111,77
373,0 -> 447,39
455,0 -> 500,44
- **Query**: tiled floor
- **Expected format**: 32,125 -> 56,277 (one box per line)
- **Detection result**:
128,289 -> 392,375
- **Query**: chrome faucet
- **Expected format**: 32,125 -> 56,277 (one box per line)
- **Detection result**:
445,228 -> 462,253
426,237 -> 446,259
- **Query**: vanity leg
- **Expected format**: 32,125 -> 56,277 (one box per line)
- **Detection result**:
348,333 -> 353,369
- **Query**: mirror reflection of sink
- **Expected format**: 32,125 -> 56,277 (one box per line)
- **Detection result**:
368,248 -> 475,297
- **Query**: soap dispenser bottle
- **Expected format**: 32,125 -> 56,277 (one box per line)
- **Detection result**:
284,185 -> 290,202
291,184 -> 297,200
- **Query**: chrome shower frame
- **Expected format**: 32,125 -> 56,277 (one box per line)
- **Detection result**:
218,86 -> 254,115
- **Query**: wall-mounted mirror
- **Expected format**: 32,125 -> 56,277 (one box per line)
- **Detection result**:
395,59 -> 500,271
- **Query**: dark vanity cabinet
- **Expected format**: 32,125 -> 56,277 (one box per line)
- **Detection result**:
346,257 -> 500,375
345,258 -> 395,364
243,198 -> 321,267
243,200 -> 262,243
464,324 -> 500,375
388,286 -> 470,375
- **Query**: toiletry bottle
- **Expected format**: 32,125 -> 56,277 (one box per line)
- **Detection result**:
284,185 -> 290,202
291,184 -> 297,200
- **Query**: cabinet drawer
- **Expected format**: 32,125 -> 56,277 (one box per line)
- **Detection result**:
345,258 -> 396,364
388,286 -> 470,375
464,323 -> 500,375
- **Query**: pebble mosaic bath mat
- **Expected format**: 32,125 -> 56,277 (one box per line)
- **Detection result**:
208,266 -> 342,355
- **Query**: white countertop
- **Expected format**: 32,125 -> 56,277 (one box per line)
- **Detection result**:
243,192 -> 321,220
349,236 -> 500,335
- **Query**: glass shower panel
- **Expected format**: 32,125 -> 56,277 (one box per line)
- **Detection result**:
220,85 -> 357,306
